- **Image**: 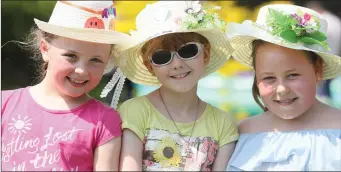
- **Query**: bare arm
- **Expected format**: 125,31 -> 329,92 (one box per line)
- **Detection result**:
93,137 -> 121,171
120,129 -> 144,171
212,141 -> 236,171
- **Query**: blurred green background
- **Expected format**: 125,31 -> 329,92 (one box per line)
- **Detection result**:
2,1 -> 341,122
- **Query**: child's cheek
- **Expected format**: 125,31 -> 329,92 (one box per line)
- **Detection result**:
258,82 -> 274,97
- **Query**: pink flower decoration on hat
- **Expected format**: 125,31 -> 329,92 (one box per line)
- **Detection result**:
304,13 -> 311,21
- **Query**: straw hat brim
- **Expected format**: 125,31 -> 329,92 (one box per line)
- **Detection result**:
34,18 -> 135,74
34,19 -> 132,47
227,22 -> 341,80
120,28 -> 234,86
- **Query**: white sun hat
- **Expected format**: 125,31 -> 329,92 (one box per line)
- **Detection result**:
226,4 -> 341,80
34,1 -> 132,109
118,1 -> 234,86
34,1 -> 131,48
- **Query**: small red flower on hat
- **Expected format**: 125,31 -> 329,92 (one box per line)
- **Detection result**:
304,13 -> 311,21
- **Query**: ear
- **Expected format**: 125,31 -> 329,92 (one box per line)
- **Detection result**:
40,39 -> 50,62
315,57 -> 324,81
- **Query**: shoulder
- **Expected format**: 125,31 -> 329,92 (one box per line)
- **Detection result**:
318,104 -> 341,129
207,103 -> 232,118
238,112 -> 269,134
118,96 -> 154,120
83,99 -> 121,123
205,103 -> 240,145
2,87 -> 27,107
2,87 -> 26,100
205,103 -> 237,126
119,96 -> 149,108
86,98 -> 115,113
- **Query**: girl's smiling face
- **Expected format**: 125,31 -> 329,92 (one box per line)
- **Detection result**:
41,36 -> 112,98
254,42 -> 323,119
141,33 -> 210,93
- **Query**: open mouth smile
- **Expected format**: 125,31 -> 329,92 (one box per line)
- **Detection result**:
274,97 -> 298,106
67,77 -> 88,87
170,71 -> 191,79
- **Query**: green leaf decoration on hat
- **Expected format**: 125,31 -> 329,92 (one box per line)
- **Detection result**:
280,30 -> 298,43
266,8 -> 330,50
181,4 -> 226,31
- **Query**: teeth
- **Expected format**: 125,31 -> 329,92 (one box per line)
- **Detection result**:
276,98 -> 296,103
70,78 -> 86,84
281,100 -> 292,103
173,73 -> 188,78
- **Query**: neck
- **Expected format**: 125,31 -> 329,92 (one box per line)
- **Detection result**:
157,85 -> 200,117
295,99 -> 325,121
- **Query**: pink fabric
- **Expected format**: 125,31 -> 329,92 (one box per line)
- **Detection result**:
1,87 -> 122,171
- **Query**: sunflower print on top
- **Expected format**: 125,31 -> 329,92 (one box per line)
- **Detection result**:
142,128 -> 219,171
153,137 -> 181,167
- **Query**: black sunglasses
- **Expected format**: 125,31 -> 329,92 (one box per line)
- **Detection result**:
150,42 -> 202,66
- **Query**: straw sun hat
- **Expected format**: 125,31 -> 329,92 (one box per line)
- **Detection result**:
226,4 -> 341,80
34,1 -> 133,73
34,1 -> 132,109
119,1 -> 234,86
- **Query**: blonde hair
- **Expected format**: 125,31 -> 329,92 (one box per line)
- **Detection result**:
23,27 -> 57,82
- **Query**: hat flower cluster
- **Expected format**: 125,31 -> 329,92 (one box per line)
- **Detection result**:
179,1 -> 226,31
266,8 -> 330,50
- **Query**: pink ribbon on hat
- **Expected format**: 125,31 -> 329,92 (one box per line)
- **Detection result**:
60,0 -> 116,18
60,1 -> 104,15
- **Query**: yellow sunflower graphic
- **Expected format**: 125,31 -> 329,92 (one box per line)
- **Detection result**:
153,137 -> 181,168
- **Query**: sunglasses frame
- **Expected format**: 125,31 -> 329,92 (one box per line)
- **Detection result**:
149,42 -> 202,66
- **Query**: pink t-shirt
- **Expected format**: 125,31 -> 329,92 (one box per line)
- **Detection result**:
1,87 -> 122,171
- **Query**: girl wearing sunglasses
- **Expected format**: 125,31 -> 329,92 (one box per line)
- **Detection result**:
114,1 -> 239,171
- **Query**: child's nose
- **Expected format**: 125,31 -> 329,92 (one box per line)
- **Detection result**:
276,84 -> 290,95
74,62 -> 88,75
170,54 -> 184,70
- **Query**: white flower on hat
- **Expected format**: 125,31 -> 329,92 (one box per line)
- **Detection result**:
185,1 -> 202,14
310,19 -> 317,28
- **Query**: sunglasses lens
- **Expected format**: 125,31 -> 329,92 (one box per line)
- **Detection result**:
178,44 -> 199,59
151,51 -> 172,65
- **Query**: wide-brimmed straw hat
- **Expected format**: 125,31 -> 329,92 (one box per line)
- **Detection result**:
226,4 -> 341,80
119,1 -> 234,85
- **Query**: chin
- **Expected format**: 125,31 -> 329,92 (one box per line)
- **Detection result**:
62,89 -> 87,98
167,84 -> 197,93
271,110 -> 304,120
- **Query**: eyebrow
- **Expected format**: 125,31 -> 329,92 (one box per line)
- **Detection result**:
63,50 -> 103,58
285,69 -> 297,73
260,69 -> 297,76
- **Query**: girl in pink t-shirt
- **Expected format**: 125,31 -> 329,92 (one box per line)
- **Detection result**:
1,1 -> 131,171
